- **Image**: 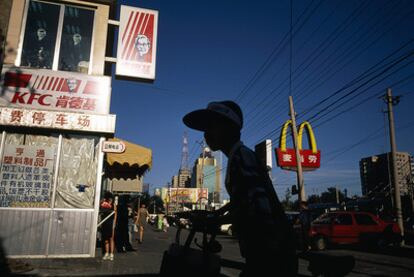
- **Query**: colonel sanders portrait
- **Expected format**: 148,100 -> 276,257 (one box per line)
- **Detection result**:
59,32 -> 90,72
21,27 -> 53,69
134,34 -> 151,58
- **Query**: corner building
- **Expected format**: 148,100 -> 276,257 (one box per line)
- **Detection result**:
0,0 -> 117,258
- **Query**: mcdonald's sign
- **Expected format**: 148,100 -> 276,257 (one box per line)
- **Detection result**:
276,120 -> 321,171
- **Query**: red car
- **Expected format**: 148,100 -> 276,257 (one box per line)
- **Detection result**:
309,211 -> 401,250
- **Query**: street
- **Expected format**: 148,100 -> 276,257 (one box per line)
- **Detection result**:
6,225 -> 414,276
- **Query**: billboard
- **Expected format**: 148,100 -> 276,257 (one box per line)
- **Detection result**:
0,145 -> 55,208
116,5 -> 159,80
0,65 -> 111,115
161,188 -> 208,204
276,120 -> 321,171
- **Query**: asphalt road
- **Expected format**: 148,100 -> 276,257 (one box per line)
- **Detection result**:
6,225 -> 414,276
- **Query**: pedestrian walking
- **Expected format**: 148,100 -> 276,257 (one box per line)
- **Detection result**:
299,201 -> 312,251
116,195 -> 135,252
162,216 -> 169,232
135,203 -> 149,243
183,100 -> 298,276
100,191 -> 116,261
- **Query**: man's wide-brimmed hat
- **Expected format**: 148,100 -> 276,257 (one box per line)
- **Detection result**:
183,101 -> 243,131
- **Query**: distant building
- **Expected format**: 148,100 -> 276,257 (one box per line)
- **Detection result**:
191,147 -> 221,203
171,168 -> 191,188
359,152 -> 413,212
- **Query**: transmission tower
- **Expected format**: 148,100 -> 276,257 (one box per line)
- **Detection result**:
180,131 -> 189,170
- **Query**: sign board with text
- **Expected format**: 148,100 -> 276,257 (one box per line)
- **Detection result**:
0,107 -> 115,133
276,120 -> 321,171
161,188 -> 208,204
102,141 -> 126,153
0,145 -> 55,207
0,65 -> 111,114
116,5 -> 159,80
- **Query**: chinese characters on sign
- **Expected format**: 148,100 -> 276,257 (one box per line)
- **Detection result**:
276,120 -> 321,171
276,148 -> 321,170
102,141 -> 126,153
0,65 -> 111,114
116,5 -> 159,80
0,107 -> 116,133
0,145 -> 54,207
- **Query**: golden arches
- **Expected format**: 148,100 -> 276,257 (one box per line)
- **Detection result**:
279,120 -> 318,153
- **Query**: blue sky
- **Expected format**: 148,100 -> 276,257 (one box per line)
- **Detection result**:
110,0 -> 414,199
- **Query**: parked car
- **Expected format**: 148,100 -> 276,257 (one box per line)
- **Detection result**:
309,211 -> 401,250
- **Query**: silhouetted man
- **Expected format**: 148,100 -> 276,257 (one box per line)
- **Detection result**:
183,101 -> 298,276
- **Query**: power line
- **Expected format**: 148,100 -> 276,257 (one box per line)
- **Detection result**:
234,0 -> 321,103
243,1 -> 414,138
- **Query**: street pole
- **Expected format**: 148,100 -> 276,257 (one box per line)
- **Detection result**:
289,96 -> 306,202
167,182 -> 170,215
336,186 -> 340,204
384,88 -> 404,244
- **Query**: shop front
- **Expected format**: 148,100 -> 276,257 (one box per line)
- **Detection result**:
0,66 -> 115,258
0,0 -> 116,257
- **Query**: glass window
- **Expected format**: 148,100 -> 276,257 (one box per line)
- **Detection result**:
334,214 -> 353,225
314,213 -> 334,224
20,1 -> 60,69
19,0 -> 95,73
0,133 -> 58,208
54,135 -> 99,208
58,6 -> 94,73
355,214 -> 378,226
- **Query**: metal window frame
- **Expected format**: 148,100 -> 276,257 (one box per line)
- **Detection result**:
16,0 -> 96,73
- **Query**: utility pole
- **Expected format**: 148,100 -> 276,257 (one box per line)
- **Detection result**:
167,182 -> 171,215
289,96 -> 306,202
384,88 -> 404,244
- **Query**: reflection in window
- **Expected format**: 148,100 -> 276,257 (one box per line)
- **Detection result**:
20,1 -> 60,69
0,133 -> 58,208
58,6 -> 94,73
55,135 -> 99,208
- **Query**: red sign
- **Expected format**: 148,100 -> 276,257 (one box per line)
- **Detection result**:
0,65 -> 111,114
116,5 -> 159,80
276,121 -> 321,171
276,148 -> 321,170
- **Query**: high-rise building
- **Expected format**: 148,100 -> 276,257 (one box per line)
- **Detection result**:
360,152 -> 413,206
171,132 -> 192,188
172,168 -> 191,188
191,147 -> 221,203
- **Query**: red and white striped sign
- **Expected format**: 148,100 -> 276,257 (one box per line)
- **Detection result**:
116,5 -> 158,80
0,65 -> 111,115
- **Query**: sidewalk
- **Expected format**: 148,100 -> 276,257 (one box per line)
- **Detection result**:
6,227 -> 174,277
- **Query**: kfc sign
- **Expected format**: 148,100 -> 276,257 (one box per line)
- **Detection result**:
0,66 -> 111,114
116,5 -> 158,80
276,120 -> 321,171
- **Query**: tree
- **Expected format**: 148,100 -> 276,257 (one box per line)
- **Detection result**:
320,187 -> 345,204
307,194 -> 321,204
